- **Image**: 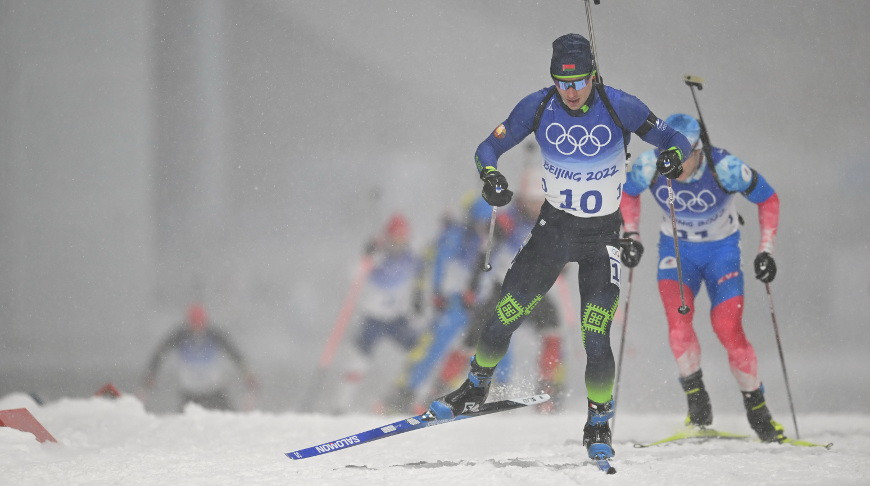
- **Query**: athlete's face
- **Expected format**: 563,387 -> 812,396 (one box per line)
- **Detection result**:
554,75 -> 595,111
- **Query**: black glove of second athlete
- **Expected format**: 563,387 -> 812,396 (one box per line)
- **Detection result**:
480,166 -> 514,207
619,232 -> 644,268
754,252 -> 777,283
656,148 -> 684,179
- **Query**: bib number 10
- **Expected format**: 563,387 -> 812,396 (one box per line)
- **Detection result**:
559,188 -> 602,214
542,179 -> 621,215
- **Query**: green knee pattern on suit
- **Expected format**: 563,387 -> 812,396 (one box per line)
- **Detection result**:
581,300 -> 618,345
496,293 -> 543,326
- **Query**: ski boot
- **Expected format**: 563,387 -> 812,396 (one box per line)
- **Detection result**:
680,370 -> 713,427
582,398 -> 615,459
427,357 -> 494,420
742,385 -> 786,442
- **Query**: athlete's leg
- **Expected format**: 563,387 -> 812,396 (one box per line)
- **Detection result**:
658,237 -> 709,426
527,295 -> 562,384
427,212 -> 568,420
432,291 -> 495,392
577,243 -> 622,404
474,220 -> 569,368
387,316 -> 418,352
710,296 -> 759,390
576,242 -> 622,459
336,317 -> 383,412
657,235 -> 704,378
659,280 -> 699,375
704,234 -> 760,391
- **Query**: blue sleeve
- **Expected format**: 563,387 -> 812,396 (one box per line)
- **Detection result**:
608,87 -> 692,160
714,153 -> 776,203
474,88 -> 549,174
624,150 -> 658,196
746,173 -> 776,203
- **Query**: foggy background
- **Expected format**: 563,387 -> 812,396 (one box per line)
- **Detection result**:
2,1 -> 868,416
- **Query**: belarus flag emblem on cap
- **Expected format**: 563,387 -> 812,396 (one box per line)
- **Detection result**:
562,64 -> 576,71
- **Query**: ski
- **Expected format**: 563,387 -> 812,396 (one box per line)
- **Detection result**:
779,438 -> 834,449
286,394 -> 550,460
594,458 -> 616,474
634,427 -> 749,448
634,427 -> 833,449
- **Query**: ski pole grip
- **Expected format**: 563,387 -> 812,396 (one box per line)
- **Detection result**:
683,74 -> 704,90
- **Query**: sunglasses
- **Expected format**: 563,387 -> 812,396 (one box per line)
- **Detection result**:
555,77 -> 590,90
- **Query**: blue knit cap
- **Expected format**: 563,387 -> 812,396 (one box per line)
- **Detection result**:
551,34 -> 595,80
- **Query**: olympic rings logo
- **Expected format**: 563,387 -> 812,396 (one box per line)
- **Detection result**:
655,186 -> 718,212
545,122 -> 612,156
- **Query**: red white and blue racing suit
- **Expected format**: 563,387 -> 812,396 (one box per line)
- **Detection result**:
621,146 -> 779,391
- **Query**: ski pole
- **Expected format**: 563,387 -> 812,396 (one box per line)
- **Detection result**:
482,205 -> 497,272
301,254 -> 374,411
583,0 -> 603,82
611,265 -> 633,436
665,179 -> 691,315
683,74 -> 717,175
764,282 -> 800,439
317,255 -> 373,369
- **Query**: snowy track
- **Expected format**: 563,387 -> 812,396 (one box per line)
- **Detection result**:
1,393 -> 866,485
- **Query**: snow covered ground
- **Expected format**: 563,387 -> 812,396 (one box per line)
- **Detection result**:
1,392 -> 867,485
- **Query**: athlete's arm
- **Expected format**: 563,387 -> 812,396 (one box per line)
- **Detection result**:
210,329 -> 249,370
474,88 -> 549,173
620,194 -> 642,234
608,87 -> 693,160
146,328 -> 184,376
756,193 -> 779,254
715,155 -> 779,253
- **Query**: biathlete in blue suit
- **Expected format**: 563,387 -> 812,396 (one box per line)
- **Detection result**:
620,113 -> 785,442
426,34 -> 692,461
432,175 -> 566,414
385,198 -> 500,413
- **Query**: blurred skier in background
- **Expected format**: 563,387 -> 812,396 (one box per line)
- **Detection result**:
432,163 -> 567,413
333,213 -> 425,413
384,195 -> 494,413
140,303 -> 258,412
620,113 -> 785,442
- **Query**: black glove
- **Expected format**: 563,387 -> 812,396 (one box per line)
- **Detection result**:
480,166 -> 514,207
656,148 -> 684,179
754,252 -> 777,283
619,232 -> 644,268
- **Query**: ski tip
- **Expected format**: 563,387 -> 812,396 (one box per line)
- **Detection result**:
780,438 -> 834,449
510,394 -> 550,405
594,458 -> 616,474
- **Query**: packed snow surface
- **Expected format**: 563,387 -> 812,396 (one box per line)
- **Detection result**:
1,393 -> 867,485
